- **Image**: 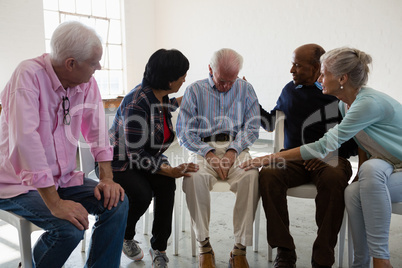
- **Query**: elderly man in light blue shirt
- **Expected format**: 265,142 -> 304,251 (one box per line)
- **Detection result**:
176,48 -> 260,268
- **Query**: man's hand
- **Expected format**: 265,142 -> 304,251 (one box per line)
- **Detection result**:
220,149 -> 237,179
52,199 -> 89,230
94,179 -> 125,210
303,158 -> 322,171
97,161 -> 125,210
38,186 -> 89,230
205,151 -> 226,180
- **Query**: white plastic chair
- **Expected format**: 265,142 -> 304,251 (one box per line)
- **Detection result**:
267,111 -> 348,267
180,162 -> 262,257
0,210 -> 41,268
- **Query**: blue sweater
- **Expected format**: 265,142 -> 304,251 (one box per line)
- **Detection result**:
260,81 -> 357,159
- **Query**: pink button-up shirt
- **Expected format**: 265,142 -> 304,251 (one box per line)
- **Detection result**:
0,53 -> 113,198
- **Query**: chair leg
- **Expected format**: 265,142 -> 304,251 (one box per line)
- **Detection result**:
181,190 -> 187,232
268,245 -> 274,262
143,207 -> 150,235
19,221 -> 34,268
337,210 -> 347,267
81,231 -> 86,252
191,224 -> 197,257
172,178 -> 181,256
348,217 -> 354,267
253,199 -> 261,252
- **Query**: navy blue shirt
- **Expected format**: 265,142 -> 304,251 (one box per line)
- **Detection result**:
260,81 -> 357,159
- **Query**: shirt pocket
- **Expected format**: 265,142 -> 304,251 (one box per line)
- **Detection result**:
38,110 -> 54,146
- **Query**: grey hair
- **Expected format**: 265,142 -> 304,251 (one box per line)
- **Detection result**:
321,47 -> 372,88
209,48 -> 243,74
50,21 -> 102,65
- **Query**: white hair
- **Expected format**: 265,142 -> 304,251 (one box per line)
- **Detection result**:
210,48 -> 243,74
50,21 -> 102,65
321,47 -> 372,88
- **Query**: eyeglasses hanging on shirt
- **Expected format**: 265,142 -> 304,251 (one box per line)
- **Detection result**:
62,96 -> 71,125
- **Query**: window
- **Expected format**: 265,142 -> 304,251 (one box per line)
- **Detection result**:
43,0 -> 124,97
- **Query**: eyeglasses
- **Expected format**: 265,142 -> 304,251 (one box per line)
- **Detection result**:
62,96 -> 71,125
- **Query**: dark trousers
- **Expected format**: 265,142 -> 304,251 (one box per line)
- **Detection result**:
113,168 -> 176,251
259,156 -> 352,266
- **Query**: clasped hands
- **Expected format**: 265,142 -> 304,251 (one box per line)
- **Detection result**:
206,149 -> 238,180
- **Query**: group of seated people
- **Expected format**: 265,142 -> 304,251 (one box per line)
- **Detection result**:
0,21 -> 400,268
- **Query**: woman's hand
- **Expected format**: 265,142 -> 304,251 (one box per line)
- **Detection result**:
159,163 -> 199,178
171,163 -> 199,177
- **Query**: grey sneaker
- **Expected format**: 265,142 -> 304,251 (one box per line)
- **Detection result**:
122,239 -> 144,261
149,248 -> 169,268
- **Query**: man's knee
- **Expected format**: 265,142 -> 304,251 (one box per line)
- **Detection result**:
57,222 -> 86,244
182,173 -> 212,193
259,167 -> 285,189
318,165 -> 350,191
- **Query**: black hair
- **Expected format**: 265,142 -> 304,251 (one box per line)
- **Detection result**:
143,49 -> 189,90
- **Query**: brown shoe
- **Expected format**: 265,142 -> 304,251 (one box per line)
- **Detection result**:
199,250 -> 216,268
273,247 -> 297,268
229,252 -> 249,268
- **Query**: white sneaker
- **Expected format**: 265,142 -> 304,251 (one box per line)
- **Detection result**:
149,248 -> 169,268
122,239 -> 144,261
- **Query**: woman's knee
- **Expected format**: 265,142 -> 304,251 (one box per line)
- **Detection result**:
344,182 -> 360,210
359,159 -> 392,183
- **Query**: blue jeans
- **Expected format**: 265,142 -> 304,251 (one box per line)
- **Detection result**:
345,159 -> 402,267
0,178 -> 128,268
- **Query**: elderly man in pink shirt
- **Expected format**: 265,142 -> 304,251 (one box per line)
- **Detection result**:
0,21 -> 128,268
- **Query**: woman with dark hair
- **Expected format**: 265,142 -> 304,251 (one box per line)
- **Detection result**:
109,49 -> 198,267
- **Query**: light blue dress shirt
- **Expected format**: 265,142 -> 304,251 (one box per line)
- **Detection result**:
176,75 -> 260,157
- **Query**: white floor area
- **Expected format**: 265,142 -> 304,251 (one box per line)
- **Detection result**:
1,140 -> 402,268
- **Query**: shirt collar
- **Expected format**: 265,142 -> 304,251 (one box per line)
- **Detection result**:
44,53 -> 64,92
208,73 -> 216,89
43,53 -> 84,96
295,81 -> 322,90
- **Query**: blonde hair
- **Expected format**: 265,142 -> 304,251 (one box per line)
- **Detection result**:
321,47 -> 372,88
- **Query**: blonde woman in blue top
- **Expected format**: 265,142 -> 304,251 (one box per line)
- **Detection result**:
241,47 -> 402,268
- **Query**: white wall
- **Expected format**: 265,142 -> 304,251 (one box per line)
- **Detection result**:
0,0 -> 46,91
123,0 -> 156,91
152,0 -> 402,108
1,0 -> 401,108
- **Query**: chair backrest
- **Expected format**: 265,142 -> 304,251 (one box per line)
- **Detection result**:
273,110 -> 318,197
273,110 -> 286,153
78,134 -> 95,177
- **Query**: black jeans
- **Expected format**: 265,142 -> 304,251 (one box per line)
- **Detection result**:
113,168 -> 176,251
